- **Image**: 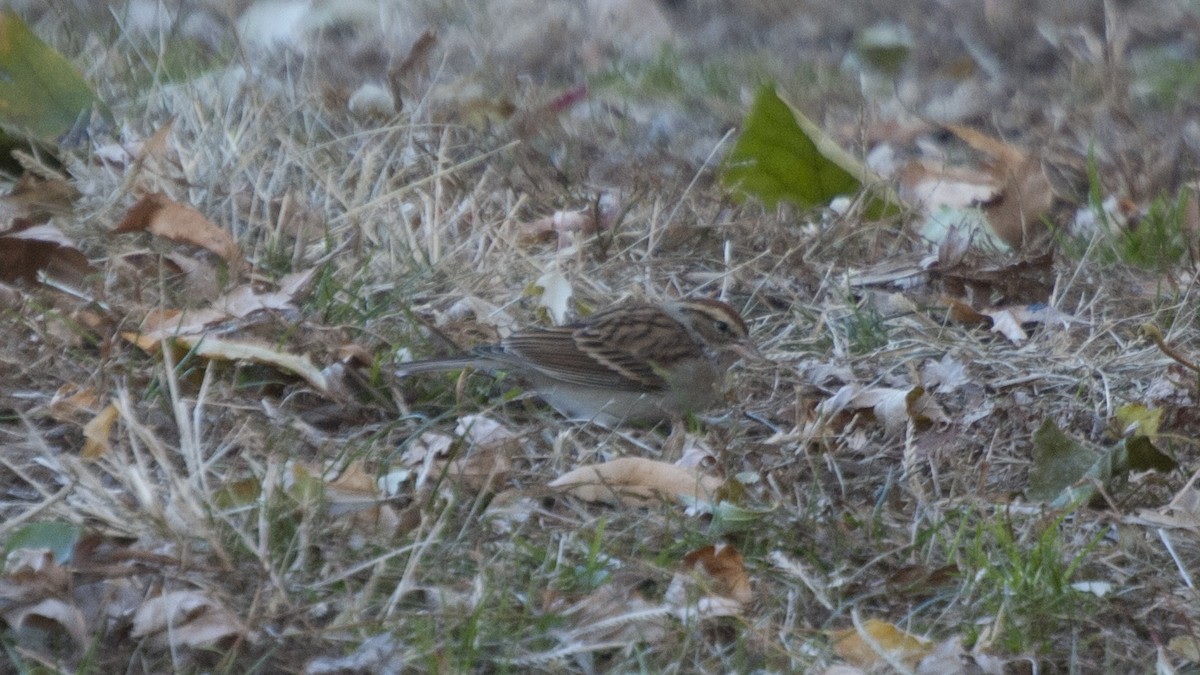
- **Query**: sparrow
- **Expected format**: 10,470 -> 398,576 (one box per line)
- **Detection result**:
395,298 -> 757,425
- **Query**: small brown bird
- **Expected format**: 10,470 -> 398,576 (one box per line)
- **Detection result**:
395,298 -> 758,425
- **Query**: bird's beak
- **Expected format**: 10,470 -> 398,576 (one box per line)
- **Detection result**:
729,339 -> 765,363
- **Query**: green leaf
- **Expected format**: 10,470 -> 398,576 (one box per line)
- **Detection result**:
4,520 -> 83,564
707,501 -> 774,537
1114,403 -> 1162,438
721,85 -> 903,218
1122,435 -> 1177,473
0,10 -> 106,141
1028,419 -> 1177,509
1028,419 -> 1100,507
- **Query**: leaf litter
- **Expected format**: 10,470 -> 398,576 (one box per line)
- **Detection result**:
2,1 -> 1200,673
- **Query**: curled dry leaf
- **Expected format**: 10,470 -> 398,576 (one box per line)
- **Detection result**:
898,160 -> 998,212
945,124 -> 1053,249
0,174 -> 80,222
516,195 -> 617,249
455,414 -> 518,453
829,618 -> 932,669
128,116 -> 176,177
534,269 -> 573,324
943,298 -> 1076,345
113,192 -> 243,266
664,544 -> 752,620
128,268 -> 315,344
920,353 -> 969,394
177,336 -> 332,394
548,457 -> 722,507
80,401 -> 118,460
820,385 -> 949,436
0,549 -> 88,649
1,548 -> 71,600
130,589 -> 252,650
323,461 -> 405,536
47,383 -> 101,424
0,220 -> 93,285
161,250 -> 220,301
3,598 -> 88,649
680,544 -> 752,605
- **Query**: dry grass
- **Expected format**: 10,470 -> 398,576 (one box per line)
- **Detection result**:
3,1 -> 1200,673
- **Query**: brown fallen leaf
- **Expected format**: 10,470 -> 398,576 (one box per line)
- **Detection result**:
829,618 -> 932,668
0,173 -> 80,222
113,192 -> 243,266
131,268 -> 315,343
47,383 -> 101,424
0,220 -> 93,285
80,401 -> 118,460
681,544 -> 753,605
819,385 -> 949,436
130,590 -> 251,650
390,27 -> 437,87
945,124 -> 1053,249
173,336 -> 331,394
663,543 -> 751,620
3,598 -> 88,650
548,457 -> 722,507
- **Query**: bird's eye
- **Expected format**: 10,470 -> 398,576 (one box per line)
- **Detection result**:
714,320 -> 731,335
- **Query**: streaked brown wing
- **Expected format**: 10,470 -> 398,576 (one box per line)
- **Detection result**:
486,303 -> 706,391
571,303 -> 704,388
488,327 -> 660,390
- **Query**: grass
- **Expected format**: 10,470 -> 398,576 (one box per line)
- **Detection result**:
2,1 -> 1200,673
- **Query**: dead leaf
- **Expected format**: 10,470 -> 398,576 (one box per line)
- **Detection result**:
898,160 -> 999,211
392,28 -> 437,83
981,307 -> 1027,343
2,597 -> 88,649
921,354 -> 969,394
680,544 -> 753,605
47,383 -> 100,424
161,250 -> 220,301
130,268 -> 315,343
174,336 -> 331,394
0,220 -> 93,285
0,174 -> 80,222
548,457 -> 723,507
455,415 -> 518,453
533,269 -> 573,324
320,461 -> 406,535
946,125 -> 1053,249
1168,634 -> 1200,663
664,543 -> 751,620
820,385 -> 948,436
113,193 -> 243,266
130,590 -> 251,650
80,401 -> 118,459
401,418 -> 512,493
830,618 -> 932,668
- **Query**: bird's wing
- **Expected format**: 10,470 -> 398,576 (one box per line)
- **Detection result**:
491,326 -> 662,390
498,304 -> 708,390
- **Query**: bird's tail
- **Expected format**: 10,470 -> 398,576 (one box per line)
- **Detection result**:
394,356 -> 480,377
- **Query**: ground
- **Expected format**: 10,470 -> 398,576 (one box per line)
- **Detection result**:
2,0 -> 1200,672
